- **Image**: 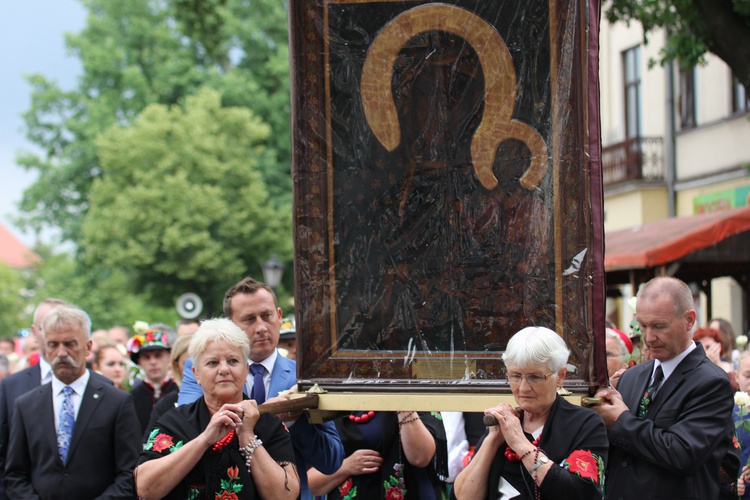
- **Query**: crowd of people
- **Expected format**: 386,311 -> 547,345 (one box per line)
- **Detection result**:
0,275 -> 745,499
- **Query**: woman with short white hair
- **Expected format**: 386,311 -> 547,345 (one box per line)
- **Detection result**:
135,318 -> 299,499
453,326 -> 608,499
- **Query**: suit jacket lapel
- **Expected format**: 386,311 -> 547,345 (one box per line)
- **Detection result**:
27,363 -> 41,386
33,384 -> 60,463
647,369 -> 684,417
627,361 -> 654,415
20,364 -> 41,395
66,375 -> 104,462
269,356 -> 296,396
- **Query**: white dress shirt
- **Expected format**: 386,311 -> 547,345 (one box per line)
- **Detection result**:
51,370 -> 90,432
651,341 -> 697,395
247,349 -> 278,397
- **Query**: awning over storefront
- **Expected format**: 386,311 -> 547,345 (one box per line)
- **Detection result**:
606,205 -> 750,272
605,206 -> 750,328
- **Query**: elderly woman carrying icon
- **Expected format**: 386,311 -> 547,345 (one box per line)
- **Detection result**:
452,326 -> 608,499
134,318 -> 299,500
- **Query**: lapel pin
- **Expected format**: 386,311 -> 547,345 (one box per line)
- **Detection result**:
93,394 -> 100,399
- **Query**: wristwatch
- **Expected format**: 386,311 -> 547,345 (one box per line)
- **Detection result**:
529,454 -> 550,476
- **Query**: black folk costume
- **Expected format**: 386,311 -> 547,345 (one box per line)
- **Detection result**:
138,397 -> 296,500
144,390 -> 179,440
326,411 -> 448,500
132,378 -> 179,435
457,396 -> 607,500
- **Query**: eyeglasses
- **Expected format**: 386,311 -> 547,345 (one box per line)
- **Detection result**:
507,372 -> 555,386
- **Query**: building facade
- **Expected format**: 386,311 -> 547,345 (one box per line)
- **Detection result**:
600,18 -> 750,333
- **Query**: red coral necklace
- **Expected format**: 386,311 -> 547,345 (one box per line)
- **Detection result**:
348,411 -> 376,424
212,430 -> 235,451
504,433 -> 541,461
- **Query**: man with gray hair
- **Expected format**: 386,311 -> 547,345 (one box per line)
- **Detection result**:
0,298 -> 69,500
4,305 -> 140,498
593,277 -> 738,499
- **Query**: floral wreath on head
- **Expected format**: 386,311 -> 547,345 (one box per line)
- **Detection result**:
127,321 -> 170,362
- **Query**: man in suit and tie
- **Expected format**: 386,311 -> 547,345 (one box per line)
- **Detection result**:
0,298 -> 69,500
593,277 -> 738,499
179,277 -> 344,500
4,304 -> 141,499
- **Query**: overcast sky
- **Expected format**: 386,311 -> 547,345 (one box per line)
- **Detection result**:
0,0 -> 86,247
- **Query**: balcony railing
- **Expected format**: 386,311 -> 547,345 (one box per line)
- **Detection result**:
601,136 -> 664,187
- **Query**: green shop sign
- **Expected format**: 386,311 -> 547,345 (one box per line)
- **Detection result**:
693,185 -> 750,214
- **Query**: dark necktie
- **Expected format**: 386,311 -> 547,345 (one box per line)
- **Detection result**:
637,365 -> 664,418
250,364 -> 266,405
57,386 -> 76,464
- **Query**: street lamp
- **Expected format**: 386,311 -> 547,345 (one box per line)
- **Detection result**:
261,255 -> 285,289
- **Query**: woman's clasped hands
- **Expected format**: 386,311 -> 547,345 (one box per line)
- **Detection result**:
205,400 -> 260,445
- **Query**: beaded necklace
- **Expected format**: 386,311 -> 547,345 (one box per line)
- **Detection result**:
212,430 -> 235,451
348,411 -> 376,424
504,432 -> 541,461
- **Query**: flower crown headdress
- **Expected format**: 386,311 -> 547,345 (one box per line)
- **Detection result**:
127,320 -> 170,362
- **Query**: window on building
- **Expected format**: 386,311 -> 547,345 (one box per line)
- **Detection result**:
622,45 -> 641,139
678,66 -> 696,129
732,76 -> 750,114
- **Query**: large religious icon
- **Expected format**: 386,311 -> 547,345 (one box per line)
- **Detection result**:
290,0 -> 606,392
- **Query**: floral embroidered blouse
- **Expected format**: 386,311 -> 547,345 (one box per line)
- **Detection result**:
325,411 -> 448,500
454,396 -> 608,500
138,396 -> 295,499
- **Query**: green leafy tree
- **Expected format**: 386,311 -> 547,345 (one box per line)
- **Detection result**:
81,89 -> 292,312
16,0 -> 292,243
13,0 -> 294,310
32,252 -> 177,331
606,0 -> 750,87
16,0 -> 208,243
0,264 -> 31,336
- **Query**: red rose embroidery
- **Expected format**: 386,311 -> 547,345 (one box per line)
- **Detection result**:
227,466 -> 239,479
152,433 -> 175,453
734,435 -> 740,449
339,478 -> 352,496
385,485 -> 405,500
565,449 -> 599,483
215,492 -> 238,500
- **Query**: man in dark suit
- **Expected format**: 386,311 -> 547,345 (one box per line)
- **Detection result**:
0,298 -> 69,500
178,277 -> 344,500
593,277 -> 737,499
4,304 -> 140,499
